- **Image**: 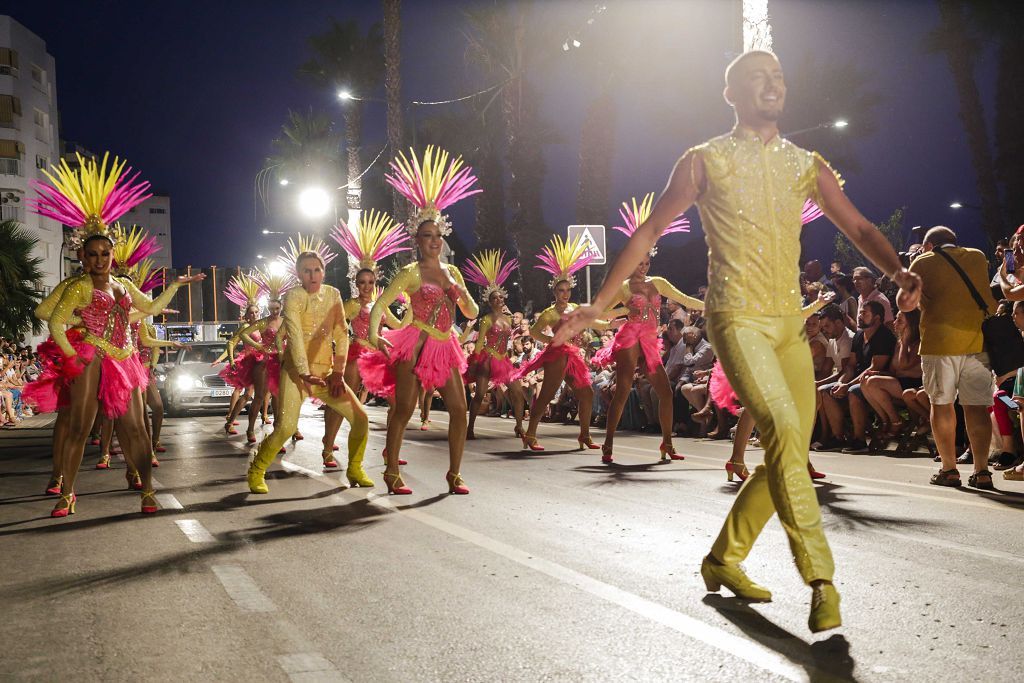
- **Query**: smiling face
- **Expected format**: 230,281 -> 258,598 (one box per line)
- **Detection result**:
488,291 -> 506,313
416,221 -> 444,259
268,300 -> 282,318
633,255 -> 651,278
355,269 -> 376,299
80,236 -> 114,277
725,51 -> 786,125
297,254 -> 324,292
553,280 -> 572,304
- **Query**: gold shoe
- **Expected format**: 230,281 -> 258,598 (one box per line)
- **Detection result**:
247,466 -> 269,494
346,465 -> 374,488
1003,468 -> 1024,481
700,555 -> 772,602
808,583 -> 842,633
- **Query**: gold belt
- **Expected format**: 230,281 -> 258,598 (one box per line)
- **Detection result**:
83,332 -> 134,361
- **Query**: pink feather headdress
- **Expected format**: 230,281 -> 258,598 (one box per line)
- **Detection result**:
111,224 -> 161,276
225,270 -> 263,310
129,259 -> 163,294
277,233 -> 337,279
384,145 -> 482,236
27,152 -> 152,248
536,234 -> 594,290
330,208 -> 410,278
253,265 -> 298,303
612,193 -> 689,257
463,249 -> 518,301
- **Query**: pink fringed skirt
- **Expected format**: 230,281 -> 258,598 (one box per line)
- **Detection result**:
513,343 -> 591,390
265,354 -> 281,398
464,350 -> 515,388
358,325 -> 467,399
591,341 -> 615,368
709,361 -> 739,415
595,322 -> 663,374
22,330 -> 149,419
219,350 -> 262,391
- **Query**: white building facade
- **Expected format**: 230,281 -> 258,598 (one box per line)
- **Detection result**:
0,16 -> 62,299
123,194 -> 173,270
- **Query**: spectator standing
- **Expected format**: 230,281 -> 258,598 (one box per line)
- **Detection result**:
853,267 -> 894,325
898,226 -> 997,489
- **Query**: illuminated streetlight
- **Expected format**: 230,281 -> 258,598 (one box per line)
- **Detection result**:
950,202 -> 963,209
256,254 -> 264,260
572,39 -> 581,48
562,41 -> 570,52
279,178 -> 289,186
262,229 -> 269,234
298,187 -> 331,219
833,119 -> 848,129
337,90 -> 352,101
267,260 -> 288,277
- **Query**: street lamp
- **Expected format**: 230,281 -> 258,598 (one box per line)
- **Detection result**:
279,178 -> 289,186
298,187 -> 331,219
949,201 -> 981,210
950,202 -> 963,209
784,119 -> 850,138
338,90 -> 352,101
267,260 -> 288,277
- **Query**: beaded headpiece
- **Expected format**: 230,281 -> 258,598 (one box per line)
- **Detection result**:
27,152 -> 152,249
612,193 -> 690,257
330,208 -> 410,278
111,224 -> 161,277
225,270 -> 262,311
254,265 -> 297,304
384,145 -> 482,236
278,233 -> 337,279
463,249 -> 518,301
536,234 -> 594,290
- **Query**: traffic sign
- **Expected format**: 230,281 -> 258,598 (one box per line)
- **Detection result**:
567,225 -> 606,265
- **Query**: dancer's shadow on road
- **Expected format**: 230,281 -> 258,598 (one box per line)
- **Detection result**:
573,463 -> 678,487
702,594 -> 858,682
815,481 -> 936,532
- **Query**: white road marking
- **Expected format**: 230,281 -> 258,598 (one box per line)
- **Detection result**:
211,564 -> 276,612
366,493 -> 805,682
156,493 -> 183,510
277,653 -> 349,683
175,518 -> 215,543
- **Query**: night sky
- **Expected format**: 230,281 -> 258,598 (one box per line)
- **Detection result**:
1,0 -> 997,283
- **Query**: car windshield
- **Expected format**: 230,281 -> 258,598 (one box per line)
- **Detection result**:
180,345 -> 227,364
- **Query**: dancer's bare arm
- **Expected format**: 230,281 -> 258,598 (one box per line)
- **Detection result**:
553,151 -> 703,345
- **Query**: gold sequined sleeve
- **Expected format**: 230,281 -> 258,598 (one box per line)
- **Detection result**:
651,276 -> 704,310
369,266 -> 414,347
282,288 -> 310,376
35,275 -> 81,322
449,264 -> 479,319
121,278 -> 184,316
239,318 -> 269,350
529,306 -> 559,344
807,152 -> 843,205
139,321 -> 177,349
49,278 -> 92,357
331,287 -> 349,370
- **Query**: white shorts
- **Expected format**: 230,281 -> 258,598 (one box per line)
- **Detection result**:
921,353 -> 994,406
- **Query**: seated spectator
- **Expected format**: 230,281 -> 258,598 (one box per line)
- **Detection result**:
811,305 -> 854,448
859,309 -> 923,444
853,266 -> 894,326
829,274 -> 858,330
819,300 -> 896,452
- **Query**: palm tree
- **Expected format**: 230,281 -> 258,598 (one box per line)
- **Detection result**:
382,0 -> 407,222
925,0 -> 1003,245
298,19 -> 385,218
266,108 -> 342,184
0,220 -> 45,341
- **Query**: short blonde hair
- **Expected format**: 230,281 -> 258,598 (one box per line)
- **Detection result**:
295,250 -> 325,270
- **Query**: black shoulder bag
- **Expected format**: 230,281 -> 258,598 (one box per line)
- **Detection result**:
933,246 -> 1024,376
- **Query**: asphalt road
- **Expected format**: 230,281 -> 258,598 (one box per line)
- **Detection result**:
2,404 -> 1023,683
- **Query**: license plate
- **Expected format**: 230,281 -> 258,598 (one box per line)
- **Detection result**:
211,387 -> 234,397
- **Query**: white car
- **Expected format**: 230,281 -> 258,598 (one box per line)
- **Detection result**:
164,341 -> 235,416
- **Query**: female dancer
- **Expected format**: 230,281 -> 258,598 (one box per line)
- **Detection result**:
324,209 -> 411,464
220,271 -> 262,436
462,249 -> 526,440
246,246 -> 371,493
25,152 -> 203,516
234,267 -> 295,445
597,194 -> 702,464
361,145 -> 481,495
515,234 -> 618,451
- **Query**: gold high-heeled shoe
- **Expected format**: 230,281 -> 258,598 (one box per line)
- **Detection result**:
446,471 -> 469,495
383,471 -> 412,495
700,555 -> 772,602
809,583 -> 842,633
141,490 -> 159,514
726,460 -> 750,482
51,492 -> 76,518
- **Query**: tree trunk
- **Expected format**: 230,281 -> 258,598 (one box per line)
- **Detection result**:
345,101 -> 363,221
937,0 -> 1003,246
576,89 -> 616,226
382,0 -> 406,224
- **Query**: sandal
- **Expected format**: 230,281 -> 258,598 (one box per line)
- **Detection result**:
967,469 -> 995,491
929,468 -> 961,488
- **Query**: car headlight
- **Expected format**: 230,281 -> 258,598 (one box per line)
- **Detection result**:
174,374 -> 203,390
155,373 -> 166,383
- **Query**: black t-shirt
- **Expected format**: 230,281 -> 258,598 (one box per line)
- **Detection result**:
851,325 -> 897,376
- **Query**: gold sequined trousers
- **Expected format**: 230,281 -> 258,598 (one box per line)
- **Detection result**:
706,313 -> 834,584
251,364 -> 368,474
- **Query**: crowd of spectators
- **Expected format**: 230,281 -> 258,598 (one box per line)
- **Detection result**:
0,338 -> 40,428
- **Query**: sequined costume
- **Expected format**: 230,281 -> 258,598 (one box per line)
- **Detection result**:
344,297 -> 406,365
513,304 -> 602,389
465,314 -> 515,387
28,276 -> 183,419
21,275 -> 88,414
696,127 -> 840,585
594,278 -> 703,374
219,324 -> 264,391
248,284 -> 369,489
359,263 -> 480,398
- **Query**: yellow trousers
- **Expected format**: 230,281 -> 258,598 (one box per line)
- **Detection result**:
706,313 -> 834,584
252,364 -> 368,474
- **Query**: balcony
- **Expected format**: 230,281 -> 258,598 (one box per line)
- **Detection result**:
0,158 -> 21,176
